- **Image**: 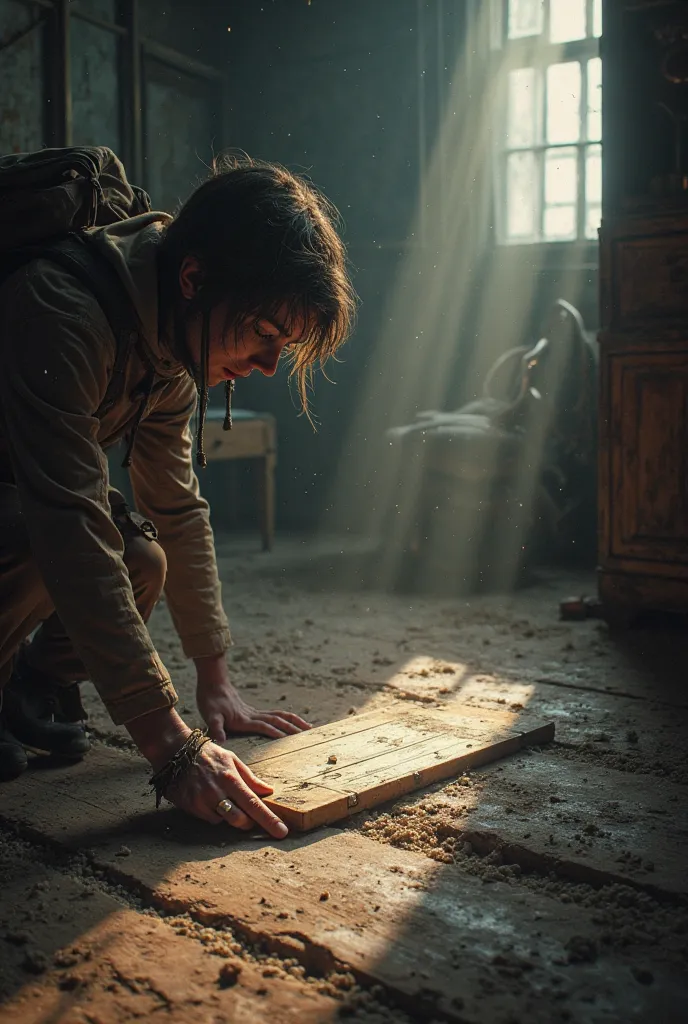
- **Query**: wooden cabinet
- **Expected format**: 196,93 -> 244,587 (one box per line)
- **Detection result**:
598,0 -> 688,619
598,212 -> 688,617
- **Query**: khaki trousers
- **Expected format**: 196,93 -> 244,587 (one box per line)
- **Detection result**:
0,484 -> 167,690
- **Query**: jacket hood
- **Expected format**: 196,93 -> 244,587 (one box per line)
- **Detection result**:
87,212 -> 186,380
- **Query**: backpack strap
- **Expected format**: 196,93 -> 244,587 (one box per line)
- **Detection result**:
12,232 -> 145,416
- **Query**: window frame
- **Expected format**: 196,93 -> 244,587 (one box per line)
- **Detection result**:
491,0 -> 601,252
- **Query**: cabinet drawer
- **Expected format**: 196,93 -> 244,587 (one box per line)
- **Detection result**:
606,231 -> 688,329
607,352 -> 688,564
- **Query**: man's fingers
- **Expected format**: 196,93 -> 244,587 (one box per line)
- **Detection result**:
270,711 -> 312,731
249,719 -> 288,740
231,781 -> 289,839
207,715 -> 226,744
258,714 -> 303,736
231,759 -> 274,795
215,799 -> 253,831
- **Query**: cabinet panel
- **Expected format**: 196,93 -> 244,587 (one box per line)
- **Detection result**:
613,233 -> 688,328
609,352 -> 688,564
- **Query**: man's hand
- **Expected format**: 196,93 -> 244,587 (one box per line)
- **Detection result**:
125,706 -> 289,837
195,653 -> 311,744
165,739 -> 289,837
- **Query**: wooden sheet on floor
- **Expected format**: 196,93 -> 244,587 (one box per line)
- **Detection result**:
230,703 -> 555,830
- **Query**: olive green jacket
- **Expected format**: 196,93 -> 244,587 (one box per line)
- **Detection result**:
0,213 -> 231,724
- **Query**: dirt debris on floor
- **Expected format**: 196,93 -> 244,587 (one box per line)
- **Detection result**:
0,826 -> 410,1024
2,537 -> 688,1023
359,802 -> 688,966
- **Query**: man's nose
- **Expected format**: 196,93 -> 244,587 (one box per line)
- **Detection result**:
253,349 -> 281,377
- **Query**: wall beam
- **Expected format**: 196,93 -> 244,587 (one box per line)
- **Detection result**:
45,0 -> 72,146
119,0 -> 143,181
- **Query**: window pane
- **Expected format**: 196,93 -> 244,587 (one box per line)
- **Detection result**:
546,62 -> 581,144
586,143 -> 602,205
506,150 -> 537,239
545,147 -> 578,205
593,0 -> 602,38
585,205 -> 601,239
507,67 -> 538,147
544,205 -> 576,240
508,0 -> 544,40
550,0 -> 586,43
587,57 -> 602,141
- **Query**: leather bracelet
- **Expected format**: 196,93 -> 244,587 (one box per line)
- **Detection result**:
149,728 -> 211,809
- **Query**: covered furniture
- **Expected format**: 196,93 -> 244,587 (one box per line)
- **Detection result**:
386,300 -> 597,590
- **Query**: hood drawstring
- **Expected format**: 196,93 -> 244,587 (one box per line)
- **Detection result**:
194,313 -> 236,468
223,379 -> 235,431
121,366 -> 156,468
195,310 -> 211,468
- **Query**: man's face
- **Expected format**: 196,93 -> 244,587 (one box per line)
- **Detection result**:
179,257 -> 305,387
188,300 -> 305,388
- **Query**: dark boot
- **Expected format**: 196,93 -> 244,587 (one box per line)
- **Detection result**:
2,658 -> 90,761
0,717 -> 28,781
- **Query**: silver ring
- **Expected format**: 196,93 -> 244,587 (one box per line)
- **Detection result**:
216,799 -> 233,815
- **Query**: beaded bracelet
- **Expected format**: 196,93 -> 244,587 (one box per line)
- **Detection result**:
149,728 -> 211,809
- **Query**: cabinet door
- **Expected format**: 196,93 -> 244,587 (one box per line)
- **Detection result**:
607,351 -> 688,565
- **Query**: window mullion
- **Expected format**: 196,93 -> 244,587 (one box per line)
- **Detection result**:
539,62 -> 547,241
543,0 -> 551,43
497,62 -> 509,243
500,39 -> 597,71
578,54 -> 589,239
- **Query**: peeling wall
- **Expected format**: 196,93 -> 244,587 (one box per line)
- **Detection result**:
0,0 -> 45,153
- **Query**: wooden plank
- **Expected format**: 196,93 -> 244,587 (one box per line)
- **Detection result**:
463,751 -> 688,895
264,780 -> 350,832
2,746 -> 687,1021
230,703 -> 555,830
2,753 -> 684,1024
233,703 -> 530,765
4,741 -> 685,899
0,851 -> 339,1024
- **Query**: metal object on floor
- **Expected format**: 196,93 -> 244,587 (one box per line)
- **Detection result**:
559,595 -> 604,621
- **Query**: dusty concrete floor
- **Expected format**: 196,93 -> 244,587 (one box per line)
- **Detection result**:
1,535 -> 687,1023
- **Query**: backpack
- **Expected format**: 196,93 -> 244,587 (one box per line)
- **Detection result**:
0,146 -> 152,423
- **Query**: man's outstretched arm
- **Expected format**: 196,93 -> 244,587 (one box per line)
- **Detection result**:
129,382 -> 310,740
0,260 -> 177,726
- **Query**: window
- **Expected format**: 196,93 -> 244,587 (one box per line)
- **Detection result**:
493,0 -> 602,244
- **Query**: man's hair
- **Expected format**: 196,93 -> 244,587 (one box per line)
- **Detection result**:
159,154 -> 357,415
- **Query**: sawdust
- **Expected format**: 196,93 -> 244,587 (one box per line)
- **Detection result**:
164,913 -> 407,1015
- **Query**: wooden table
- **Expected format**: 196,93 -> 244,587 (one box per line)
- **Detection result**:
203,407 -> 277,551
